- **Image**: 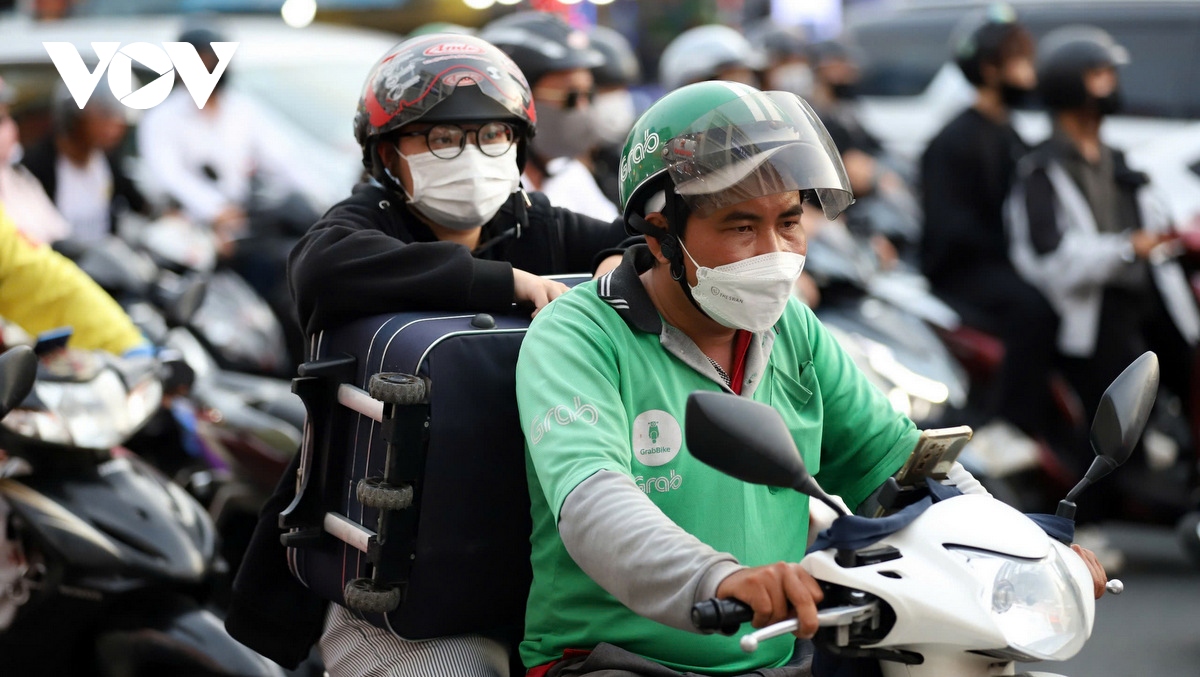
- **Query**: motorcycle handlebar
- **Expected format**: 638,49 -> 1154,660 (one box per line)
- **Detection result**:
691,598 -> 755,635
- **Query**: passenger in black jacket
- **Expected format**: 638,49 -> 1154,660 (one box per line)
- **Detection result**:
919,9 -> 1059,443
227,34 -> 630,677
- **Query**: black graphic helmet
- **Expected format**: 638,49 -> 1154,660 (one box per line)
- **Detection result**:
478,11 -> 605,88
1037,26 -> 1129,110
353,33 -> 537,181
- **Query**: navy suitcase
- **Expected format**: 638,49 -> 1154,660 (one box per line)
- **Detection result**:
279,301 -> 573,641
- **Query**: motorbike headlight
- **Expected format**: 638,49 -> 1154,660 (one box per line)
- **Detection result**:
32,370 -> 129,449
3,369 -> 163,450
1,408 -> 73,446
949,546 -> 1088,661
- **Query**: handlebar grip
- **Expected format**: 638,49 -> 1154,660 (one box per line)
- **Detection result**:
692,598 -> 754,635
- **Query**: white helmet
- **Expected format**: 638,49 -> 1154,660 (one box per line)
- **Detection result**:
658,25 -> 766,92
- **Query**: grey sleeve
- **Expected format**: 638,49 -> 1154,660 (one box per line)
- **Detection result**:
558,470 -> 745,632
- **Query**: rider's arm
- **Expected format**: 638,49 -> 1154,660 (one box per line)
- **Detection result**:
0,206 -> 144,355
799,304 -> 921,510
1007,164 -> 1133,296
559,470 -> 743,631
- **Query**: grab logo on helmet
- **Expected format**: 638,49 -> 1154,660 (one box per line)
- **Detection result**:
619,128 -> 661,183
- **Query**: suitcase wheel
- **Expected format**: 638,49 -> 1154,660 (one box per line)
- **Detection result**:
368,373 -> 428,405
343,578 -> 402,614
356,477 -> 414,510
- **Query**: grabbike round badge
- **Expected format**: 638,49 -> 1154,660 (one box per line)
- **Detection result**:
632,410 -> 682,467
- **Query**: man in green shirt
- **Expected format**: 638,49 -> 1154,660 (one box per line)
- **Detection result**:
515,81 -> 916,676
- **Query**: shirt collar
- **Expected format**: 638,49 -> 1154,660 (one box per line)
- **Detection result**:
596,244 -> 663,335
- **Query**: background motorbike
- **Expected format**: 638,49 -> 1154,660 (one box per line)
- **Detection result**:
0,344 -> 284,676
62,234 -> 305,575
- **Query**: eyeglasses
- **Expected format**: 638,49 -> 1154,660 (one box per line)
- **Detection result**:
397,121 -> 517,160
534,87 -> 596,110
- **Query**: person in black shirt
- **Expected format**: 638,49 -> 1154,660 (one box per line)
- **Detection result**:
227,34 -> 630,676
920,7 -> 1058,448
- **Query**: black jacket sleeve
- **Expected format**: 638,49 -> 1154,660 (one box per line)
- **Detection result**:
288,196 -> 516,335
1024,167 -> 1063,256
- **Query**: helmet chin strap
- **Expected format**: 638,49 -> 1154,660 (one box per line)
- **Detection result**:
630,184 -> 708,318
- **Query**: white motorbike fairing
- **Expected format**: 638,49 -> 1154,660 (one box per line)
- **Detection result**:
803,494 -> 1095,677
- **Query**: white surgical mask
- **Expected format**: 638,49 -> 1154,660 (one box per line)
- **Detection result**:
769,62 -> 814,99
681,241 -> 806,332
592,90 -> 637,146
397,143 -> 521,231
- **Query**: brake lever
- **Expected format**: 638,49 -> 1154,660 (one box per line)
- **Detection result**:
739,601 -> 879,653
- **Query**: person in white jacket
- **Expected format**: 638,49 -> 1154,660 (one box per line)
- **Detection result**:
1006,26 -> 1199,463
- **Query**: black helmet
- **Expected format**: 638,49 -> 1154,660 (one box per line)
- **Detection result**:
1037,26 -> 1129,110
951,3 -> 1031,85
353,33 -> 537,183
744,19 -> 807,64
478,12 -> 604,88
590,25 -> 640,88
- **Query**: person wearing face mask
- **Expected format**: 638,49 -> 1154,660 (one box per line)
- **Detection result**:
586,24 -> 642,208
226,33 -> 631,677
514,81 -> 1110,677
920,6 -> 1058,458
745,19 -> 812,99
480,12 -> 619,222
1007,26 -> 1199,478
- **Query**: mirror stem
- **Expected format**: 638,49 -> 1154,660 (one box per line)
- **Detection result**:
1056,498 -> 1077,520
799,477 -> 851,517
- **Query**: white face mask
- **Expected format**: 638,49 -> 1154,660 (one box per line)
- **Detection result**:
592,90 -> 637,146
769,62 -> 814,99
397,143 -> 521,231
681,241 -> 806,332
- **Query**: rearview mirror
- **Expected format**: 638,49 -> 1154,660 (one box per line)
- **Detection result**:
0,346 -> 38,418
1088,351 -> 1159,476
685,391 -> 848,516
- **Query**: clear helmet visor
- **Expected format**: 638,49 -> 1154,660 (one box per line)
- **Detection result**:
663,90 -> 853,220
